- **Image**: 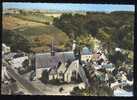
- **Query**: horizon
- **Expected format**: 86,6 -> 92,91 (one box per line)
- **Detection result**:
3,3 -> 135,12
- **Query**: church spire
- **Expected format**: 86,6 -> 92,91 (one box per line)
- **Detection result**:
51,40 -> 55,56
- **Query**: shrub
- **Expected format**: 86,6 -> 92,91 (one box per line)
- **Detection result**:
48,79 -> 61,85
39,70 -> 49,84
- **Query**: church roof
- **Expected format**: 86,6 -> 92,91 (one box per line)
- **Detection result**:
35,51 -> 75,68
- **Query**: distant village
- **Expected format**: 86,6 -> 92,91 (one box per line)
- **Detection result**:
2,39 -> 133,96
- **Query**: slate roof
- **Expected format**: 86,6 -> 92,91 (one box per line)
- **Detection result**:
3,53 -> 17,59
81,47 -> 92,55
35,51 -> 75,68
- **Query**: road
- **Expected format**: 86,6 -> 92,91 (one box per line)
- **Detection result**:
6,65 -> 44,95
78,65 -> 90,87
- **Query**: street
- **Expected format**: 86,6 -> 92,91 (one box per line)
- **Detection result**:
6,65 -> 44,95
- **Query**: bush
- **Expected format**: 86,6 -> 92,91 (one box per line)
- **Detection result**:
18,67 -> 25,75
59,87 -> 64,92
123,85 -> 133,92
29,71 -> 36,81
97,86 -> 113,96
39,70 -> 49,84
22,59 -> 29,69
48,79 -> 61,85
70,86 -> 82,96
70,85 -> 113,96
108,51 -> 126,67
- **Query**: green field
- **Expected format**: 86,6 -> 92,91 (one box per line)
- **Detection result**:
12,13 -> 53,24
14,25 -> 65,37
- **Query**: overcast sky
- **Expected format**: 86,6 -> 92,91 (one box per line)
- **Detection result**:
3,3 -> 135,12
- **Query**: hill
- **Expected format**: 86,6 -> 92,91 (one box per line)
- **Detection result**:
53,11 -> 134,51
2,15 -> 70,53
4,9 -> 54,24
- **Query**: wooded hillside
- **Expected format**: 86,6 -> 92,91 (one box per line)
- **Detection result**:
53,11 -> 134,51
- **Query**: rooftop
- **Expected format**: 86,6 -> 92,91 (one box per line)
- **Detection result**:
81,47 -> 92,55
35,51 -> 75,68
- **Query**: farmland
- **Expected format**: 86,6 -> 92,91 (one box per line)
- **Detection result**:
12,13 -> 54,24
2,13 -> 70,53
3,16 -> 47,30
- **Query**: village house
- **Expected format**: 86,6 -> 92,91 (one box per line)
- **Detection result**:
81,47 -> 92,62
2,43 -> 11,55
63,60 -> 79,83
48,60 -> 80,83
2,59 -> 11,83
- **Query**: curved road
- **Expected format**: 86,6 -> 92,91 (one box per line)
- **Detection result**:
6,65 -> 44,95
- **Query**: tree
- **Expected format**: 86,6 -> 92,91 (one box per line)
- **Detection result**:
59,87 -> 64,92
22,59 -> 31,72
2,30 -> 32,53
76,34 -> 97,49
53,11 -> 134,52
53,13 -> 86,38
70,85 -> 113,96
108,51 -> 126,67
40,70 -> 49,84
70,86 -> 82,96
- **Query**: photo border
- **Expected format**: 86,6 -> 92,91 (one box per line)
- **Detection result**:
0,0 -> 136,100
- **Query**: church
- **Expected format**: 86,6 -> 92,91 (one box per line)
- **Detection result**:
34,40 -> 82,83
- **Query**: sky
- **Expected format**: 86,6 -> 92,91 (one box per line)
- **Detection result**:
3,2 -> 135,12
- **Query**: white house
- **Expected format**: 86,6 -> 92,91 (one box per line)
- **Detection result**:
72,40 -> 76,51
115,48 -> 122,52
11,56 -> 28,69
2,60 -> 11,82
64,60 -> 79,83
48,60 -> 80,83
2,43 -> 10,54
81,47 -> 92,62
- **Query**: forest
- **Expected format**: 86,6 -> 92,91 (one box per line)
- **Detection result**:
53,11 -> 134,51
